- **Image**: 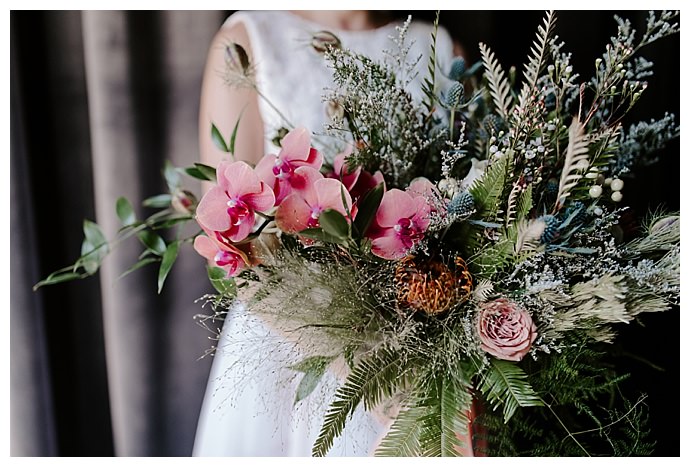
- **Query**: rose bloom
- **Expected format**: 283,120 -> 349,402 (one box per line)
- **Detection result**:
476,298 -> 537,362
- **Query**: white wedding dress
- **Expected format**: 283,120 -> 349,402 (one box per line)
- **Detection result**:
192,10 -> 454,456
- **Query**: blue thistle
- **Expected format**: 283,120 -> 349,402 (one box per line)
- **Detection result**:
564,201 -> 587,226
539,215 -> 561,244
443,82 -> 464,109
482,114 -> 504,136
545,179 -> 559,198
448,57 -> 466,81
448,191 -> 475,216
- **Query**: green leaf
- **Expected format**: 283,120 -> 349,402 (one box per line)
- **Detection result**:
157,241 -> 180,293
352,183 -> 384,239
164,160 -> 181,191
479,359 -> 543,423
207,265 -> 237,297
33,271 -> 88,290
137,230 -> 166,256
116,257 -> 160,281
116,197 -> 136,226
211,122 -> 230,152
469,153 -> 511,221
375,403 -> 425,457
194,163 -> 217,182
318,209 -> 349,240
183,167 -> 208,181
143,194 -> 172,208
299,227 -> 348,245
290,356 -> 334,404
80,220 -> 109,274
229,111 -> 244,155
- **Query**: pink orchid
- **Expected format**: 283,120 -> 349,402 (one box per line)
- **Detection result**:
275,167 -> 353,234
367,188 -> 433,260
193,234 -> 248,277
195,160 -> 275,243
406,177 -> 446,215
255,127 -> 324,205
326,145 -> 385,201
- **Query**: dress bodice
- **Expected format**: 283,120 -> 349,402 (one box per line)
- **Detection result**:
223,10 -> 455,162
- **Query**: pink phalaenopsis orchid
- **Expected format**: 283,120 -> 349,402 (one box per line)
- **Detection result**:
275,167 -> 353,234
195,160 -> 275,243
366,186 -> 434,260
255,127 -> 324,205
193,234 -> 248,277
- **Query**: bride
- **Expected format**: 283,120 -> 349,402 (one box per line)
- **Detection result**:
192,10 -> 458,456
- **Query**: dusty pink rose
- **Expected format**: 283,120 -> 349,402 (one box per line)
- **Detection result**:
254,127 -> 324,205
476,298 -> 537,362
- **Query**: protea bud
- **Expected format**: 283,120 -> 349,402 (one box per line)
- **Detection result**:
311,30 -> 341,55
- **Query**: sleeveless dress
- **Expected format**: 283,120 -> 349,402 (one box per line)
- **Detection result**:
192,11 -> 454,456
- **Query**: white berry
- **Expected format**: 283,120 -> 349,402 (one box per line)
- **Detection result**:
589,185 -> 603,198
610,179 -> 624,191
611,191 -> 623,202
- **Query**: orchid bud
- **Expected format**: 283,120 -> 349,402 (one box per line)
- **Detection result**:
172,190 -> 198,215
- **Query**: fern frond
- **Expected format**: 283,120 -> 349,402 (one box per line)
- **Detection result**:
555,117 -> 589,210
518,10 -> 557,107
469,154 -> 511,221
418,375 -> 473,457
312,347 -> 406,456
504,183 -> 521,227
479,359 -> 543,423
514,218 -> 546,255
375,403 -> 425,456
479,42 -> 514,121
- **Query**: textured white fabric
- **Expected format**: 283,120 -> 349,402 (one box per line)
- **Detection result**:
193,10 -> 454,457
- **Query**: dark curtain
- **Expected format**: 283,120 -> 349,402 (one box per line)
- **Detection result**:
10,10 -> 679,457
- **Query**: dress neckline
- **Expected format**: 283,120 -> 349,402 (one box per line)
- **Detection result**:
279,10 -> 402,36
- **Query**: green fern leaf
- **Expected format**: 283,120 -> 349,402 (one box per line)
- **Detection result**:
479,42 -> 514,121
421,11 -> 440,115
312,347 -> 406,457
375,403 -> 425,457
479,359 -> 543,423
469,154 -> 511,221
518,10 -> 557,107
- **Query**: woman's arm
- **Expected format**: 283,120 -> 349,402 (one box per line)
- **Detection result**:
198,20 -> 264,174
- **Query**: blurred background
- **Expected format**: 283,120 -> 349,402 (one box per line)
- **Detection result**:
10,10 -> 679,456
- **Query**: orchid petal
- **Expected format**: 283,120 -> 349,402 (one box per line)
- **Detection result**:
193,235 -> 219,262
375,189 -> 416,228
314,178 -> 352,216
243,182 -> 275,213
221,161 -> 262,198
196,186 -> 232,232
279,127 -> 311,162
275,193 -> 313,233
371,233 -> 408,260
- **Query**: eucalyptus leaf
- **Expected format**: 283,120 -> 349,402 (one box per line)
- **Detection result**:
352,183 -> 384,238
116,197 -> 136,226
137,230 -> 166,256
184,167 -> 209,181
211,122 -> 230,152
157,241 -> 180,293
290,356 -> 334,404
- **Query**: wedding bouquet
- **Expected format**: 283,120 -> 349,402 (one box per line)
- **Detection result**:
37,11 -> 680,456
